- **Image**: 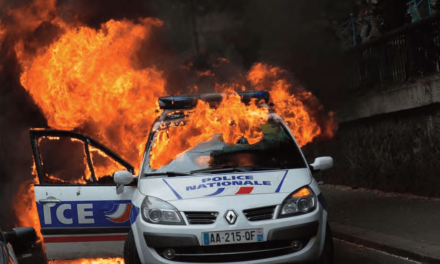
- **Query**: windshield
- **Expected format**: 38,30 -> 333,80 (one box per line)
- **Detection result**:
143,116 -> 307,176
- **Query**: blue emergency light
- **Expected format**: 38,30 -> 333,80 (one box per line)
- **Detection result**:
158,91 -> 270,110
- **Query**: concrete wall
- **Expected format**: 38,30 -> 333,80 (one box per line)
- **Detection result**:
337,75 -> 440,123
304,76 -> 440,197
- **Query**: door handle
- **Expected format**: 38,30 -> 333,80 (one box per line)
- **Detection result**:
38,199 -> 61,204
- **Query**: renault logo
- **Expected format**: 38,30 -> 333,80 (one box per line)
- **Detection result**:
224,210 -> 237,225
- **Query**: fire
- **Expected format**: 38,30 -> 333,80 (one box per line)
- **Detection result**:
9,15 -> 166,264
2,1 -> 336,263
12,163 -> 42,240
89,146 -> 128,181
13,180 -> 42,239
17,18 -> 166,165
14,14 -> 335,172
150,92 -> 268,169
0,24 -> 4,44
149,64 -> 337,169
247,63 -> 336,146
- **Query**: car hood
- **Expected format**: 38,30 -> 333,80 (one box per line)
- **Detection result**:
138,169 -> 312,201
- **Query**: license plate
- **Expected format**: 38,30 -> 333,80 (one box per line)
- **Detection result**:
202,229 -> 263,245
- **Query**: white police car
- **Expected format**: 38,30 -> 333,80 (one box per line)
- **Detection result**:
30,91 -> 334,263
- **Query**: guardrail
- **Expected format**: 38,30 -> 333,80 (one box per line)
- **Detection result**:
348,14 -> 440,91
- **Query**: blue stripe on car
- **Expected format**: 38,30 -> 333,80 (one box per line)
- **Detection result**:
317,193 -> 327,211
275,170 -> 289,193
162,179 -> 183,200
205,188 -> 225,196
36,200 -> 132,228
130,204 -> 140,224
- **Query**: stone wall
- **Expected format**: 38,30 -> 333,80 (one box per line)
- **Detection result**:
303,103 -> 440,197
337,75 -> 440,123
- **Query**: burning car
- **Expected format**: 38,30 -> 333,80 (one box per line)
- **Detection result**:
30,91 -> 334,263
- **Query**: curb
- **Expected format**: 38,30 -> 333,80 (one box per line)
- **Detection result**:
330,222 -> 440,264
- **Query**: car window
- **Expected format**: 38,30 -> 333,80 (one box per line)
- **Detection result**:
31,130 -> 134,185
89,145 -> 128,183
143,118 -> 307,175
38,136 -> 91,184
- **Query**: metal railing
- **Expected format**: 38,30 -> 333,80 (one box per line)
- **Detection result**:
347,13 -> 440,91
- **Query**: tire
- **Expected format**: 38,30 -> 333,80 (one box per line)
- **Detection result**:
124,229 -> 142,264
313,223 -> 334,264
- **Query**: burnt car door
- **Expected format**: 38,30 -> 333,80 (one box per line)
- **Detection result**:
30,129 -> 136,259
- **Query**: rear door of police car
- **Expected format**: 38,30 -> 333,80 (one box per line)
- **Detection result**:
30,129 -> 136,259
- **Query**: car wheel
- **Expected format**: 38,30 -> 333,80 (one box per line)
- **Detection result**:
313,223 -> 334,264
124,229 -> 142,264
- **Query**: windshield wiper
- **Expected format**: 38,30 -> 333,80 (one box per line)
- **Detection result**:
235,165 -> 281,172
144,171 -> 191,177
190,165 -> 280,174
190,166 -> 237,174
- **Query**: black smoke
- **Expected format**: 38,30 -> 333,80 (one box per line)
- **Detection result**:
0,22 -> 47,261
242,0 -> 355,107
0,34 -> 47,229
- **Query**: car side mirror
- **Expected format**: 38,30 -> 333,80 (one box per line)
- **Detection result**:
310,157 -> 333,173
114,171 -> 136,194
3,227 -> 37,256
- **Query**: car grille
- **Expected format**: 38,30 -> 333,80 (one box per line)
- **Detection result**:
184,212 -> 218,224
243,205 -> 277,221
154,239 -> 310,262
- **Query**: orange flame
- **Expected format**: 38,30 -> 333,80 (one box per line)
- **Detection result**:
150,92 -> 268,169
2,1 -> 336,263
13,179 -> 42,240
17,18 -> 166,165
89,146 -> 127,181
0,25 -> 5,45
9,13 -> 167,263
247,63 -> 336,146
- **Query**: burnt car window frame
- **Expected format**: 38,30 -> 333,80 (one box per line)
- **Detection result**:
29,129 -> 134,185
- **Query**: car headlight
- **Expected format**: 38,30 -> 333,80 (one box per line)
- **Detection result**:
278,186 -> 316,218
141,196 -> 185,225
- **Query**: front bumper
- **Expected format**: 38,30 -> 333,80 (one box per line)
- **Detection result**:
132,195 -> 326,264
144,221 -> 318,263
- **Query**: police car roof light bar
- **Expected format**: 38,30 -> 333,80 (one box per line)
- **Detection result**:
158,91 -> 270,110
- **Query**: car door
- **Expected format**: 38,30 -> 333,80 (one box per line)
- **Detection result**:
30,129 -> 136,259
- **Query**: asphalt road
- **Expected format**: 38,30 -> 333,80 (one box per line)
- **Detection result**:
334,239 -> 420,264
18,239 -> 420,264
